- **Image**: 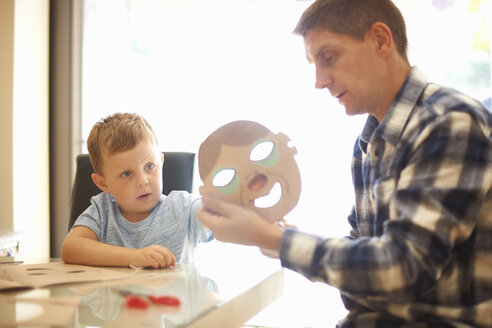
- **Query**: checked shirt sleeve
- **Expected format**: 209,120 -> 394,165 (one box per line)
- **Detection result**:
279,108 -> 492,306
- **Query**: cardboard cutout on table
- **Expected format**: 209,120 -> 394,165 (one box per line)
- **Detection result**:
198,120 -> 301,222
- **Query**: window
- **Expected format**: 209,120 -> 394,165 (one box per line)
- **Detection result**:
80,0 -> 490,237
402,0 -> 491,107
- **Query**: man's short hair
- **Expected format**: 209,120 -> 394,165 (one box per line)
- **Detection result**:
87,112 -> 158,174
293,0 -> 408,61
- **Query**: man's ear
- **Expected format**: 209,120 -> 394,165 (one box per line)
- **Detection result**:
92,173 -> 110,193
161,152 -> 165,164
370,22 -> 393,57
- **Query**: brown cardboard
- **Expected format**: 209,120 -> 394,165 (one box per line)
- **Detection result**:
198,120 -> 301,222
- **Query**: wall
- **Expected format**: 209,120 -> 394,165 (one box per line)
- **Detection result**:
50,0 -> 83,257
0,1 -> 15,232
0,0 -> 50,258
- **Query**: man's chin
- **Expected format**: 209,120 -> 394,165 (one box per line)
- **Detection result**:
345,107 -> 367,117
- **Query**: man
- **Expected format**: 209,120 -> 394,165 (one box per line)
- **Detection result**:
198,0 -> 492,326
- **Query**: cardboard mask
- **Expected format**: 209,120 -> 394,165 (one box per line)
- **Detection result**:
198,120 -> 301,222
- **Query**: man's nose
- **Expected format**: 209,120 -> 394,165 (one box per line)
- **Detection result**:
314,67 -> 333,89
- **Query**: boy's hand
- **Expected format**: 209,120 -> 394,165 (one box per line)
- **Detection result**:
131,245 -> 176,269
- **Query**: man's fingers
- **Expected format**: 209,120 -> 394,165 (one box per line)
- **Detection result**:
198,203 -> 225,228
201,194 -> 239,216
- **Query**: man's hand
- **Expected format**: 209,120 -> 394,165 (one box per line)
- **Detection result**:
258,219 -> 297,258
131,245 -> 176,269
198,194 -> 284,251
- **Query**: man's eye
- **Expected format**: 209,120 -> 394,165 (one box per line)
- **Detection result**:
321,52 -> 335,65
324,55 -> 334,64
145,163 -> 155,170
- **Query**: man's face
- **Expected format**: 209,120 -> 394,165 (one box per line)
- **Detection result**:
95,140 -> 163,222
304,27 -> 386,119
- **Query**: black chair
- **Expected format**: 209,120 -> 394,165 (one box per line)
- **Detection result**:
68,152 -> 195,231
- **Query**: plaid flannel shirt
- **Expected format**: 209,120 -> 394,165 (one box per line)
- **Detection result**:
279,67 -> 492,327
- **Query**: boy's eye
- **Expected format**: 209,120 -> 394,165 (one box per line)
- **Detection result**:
121,171 -> 132,178
145,163 -> 155,170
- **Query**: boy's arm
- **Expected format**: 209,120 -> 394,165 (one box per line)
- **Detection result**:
61,226 -> 176,268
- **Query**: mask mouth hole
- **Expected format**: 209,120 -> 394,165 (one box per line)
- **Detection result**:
248,173 -> 267,191
254,182 -> 282,208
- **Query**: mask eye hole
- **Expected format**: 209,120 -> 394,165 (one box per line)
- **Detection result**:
250,140 -> 274,162
212,168 -> 238,195
212,168 -> 236,187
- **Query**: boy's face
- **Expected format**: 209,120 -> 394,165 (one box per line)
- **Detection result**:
92,139 -> 163,222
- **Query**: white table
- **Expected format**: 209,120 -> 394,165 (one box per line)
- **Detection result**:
0,253 -> 283,328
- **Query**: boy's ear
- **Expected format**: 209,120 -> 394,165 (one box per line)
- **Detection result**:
91,173 -> 110,193
161,152 -> 164,164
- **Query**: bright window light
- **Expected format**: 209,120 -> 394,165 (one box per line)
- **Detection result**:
81,0 -> 490,239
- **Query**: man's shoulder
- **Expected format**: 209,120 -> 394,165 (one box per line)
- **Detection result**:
415,84 -> 492,133
422,84 -> 489,116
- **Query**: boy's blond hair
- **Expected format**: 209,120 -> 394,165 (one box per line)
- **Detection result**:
87,112 -> 158,174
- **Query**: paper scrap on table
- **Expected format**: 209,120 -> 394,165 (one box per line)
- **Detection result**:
0,262 -> 130,290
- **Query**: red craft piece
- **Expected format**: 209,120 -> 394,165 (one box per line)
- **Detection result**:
125,295 -> 150,309
148,295 -> 181,306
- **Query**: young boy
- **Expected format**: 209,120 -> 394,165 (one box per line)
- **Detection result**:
62,112 -> 212,268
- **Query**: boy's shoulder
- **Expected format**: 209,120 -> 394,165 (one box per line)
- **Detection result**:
87,192 -> 118,217
90,191 -> 114,205
164,190 -> 200,200
160,191 -> 201,209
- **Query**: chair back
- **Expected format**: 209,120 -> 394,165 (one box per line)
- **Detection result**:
68,152 -> 195,231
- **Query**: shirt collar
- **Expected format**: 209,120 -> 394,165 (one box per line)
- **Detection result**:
360,66 -> 428,149
359,115 -> 379,153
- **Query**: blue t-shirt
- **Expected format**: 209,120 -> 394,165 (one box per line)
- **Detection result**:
73,191 -> 213,263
